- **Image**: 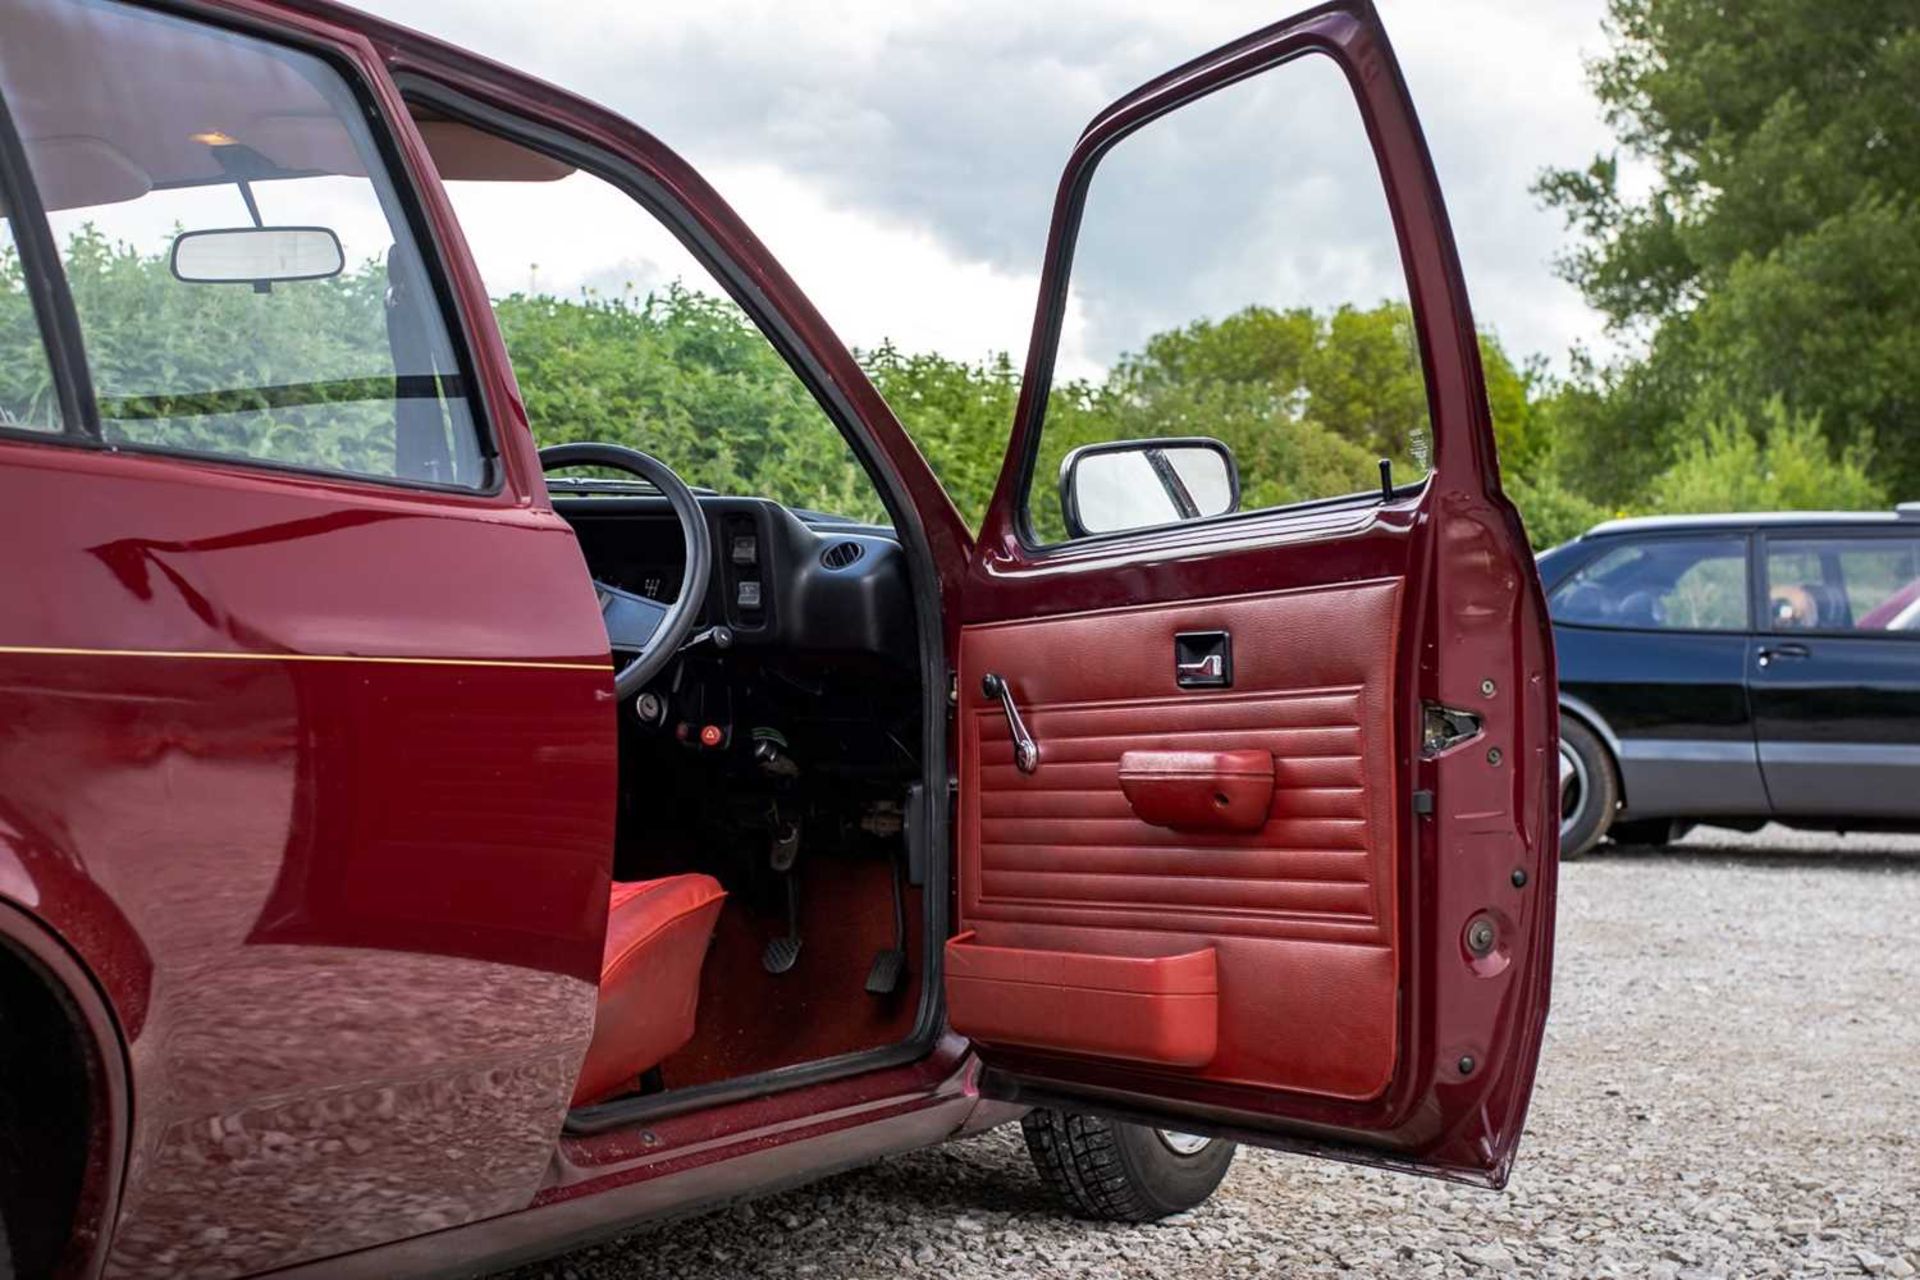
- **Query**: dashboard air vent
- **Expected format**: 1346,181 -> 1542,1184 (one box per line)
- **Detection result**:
820,540 -> 865,570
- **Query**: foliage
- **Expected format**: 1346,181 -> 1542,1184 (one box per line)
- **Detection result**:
1504,469 -> 1610,551
1536,0 -> 1920,499
493,285 -> 891,522
15,0 -> 1919,550
0,242 -> 62,431
0,230 -> 1567,540
1646,398 -> 1885,515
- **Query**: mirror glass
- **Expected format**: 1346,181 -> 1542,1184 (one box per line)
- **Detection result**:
1066,441 -> 1238,536
170,226 -> 344,284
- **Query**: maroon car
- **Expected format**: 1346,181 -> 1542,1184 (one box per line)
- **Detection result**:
0,1 -> 1557,1276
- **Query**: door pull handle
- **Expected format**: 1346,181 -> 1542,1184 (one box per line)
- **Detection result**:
980,672 -> 1039,774
1756,643 -> 1810,668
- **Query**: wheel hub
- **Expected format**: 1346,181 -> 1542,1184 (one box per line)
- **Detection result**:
1559,740 -> 1589,839
1155,1129 -> 1213,1157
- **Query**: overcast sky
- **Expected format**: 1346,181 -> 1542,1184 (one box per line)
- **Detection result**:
362,0 -> 1621,376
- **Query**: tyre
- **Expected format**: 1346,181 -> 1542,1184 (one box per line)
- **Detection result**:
1020,1109 -> 1236,1222
1558,716 -> 1619,859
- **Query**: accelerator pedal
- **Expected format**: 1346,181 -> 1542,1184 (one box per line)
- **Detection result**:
762,856 -> 803,975
763,934 -> 802,975
864,947 -> 904,995
864,846 -> 909,996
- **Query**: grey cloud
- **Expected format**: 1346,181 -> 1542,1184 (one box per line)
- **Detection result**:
369,1 -> 1613,368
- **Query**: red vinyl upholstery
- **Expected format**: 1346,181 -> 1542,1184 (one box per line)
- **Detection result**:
571,874 -> 727,1108
952,580 -> 1403,1101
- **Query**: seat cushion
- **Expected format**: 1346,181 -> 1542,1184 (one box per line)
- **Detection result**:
571,873 -> 727,1108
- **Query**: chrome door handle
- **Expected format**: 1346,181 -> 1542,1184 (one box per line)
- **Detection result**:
1176,654 -> 1224,679
981,672 -> 1038,774
1756,643 -> 1810,668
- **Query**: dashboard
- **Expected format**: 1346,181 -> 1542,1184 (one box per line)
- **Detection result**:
557,494 -> 916,667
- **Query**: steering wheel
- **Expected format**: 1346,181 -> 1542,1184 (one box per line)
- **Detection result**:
540,442 -> 713,700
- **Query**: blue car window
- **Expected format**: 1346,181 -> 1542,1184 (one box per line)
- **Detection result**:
1767,538 -> 1920,632
1551,537 -> 1749,632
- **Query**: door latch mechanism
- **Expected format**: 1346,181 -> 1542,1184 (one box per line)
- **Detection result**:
1421,702 -> 1484,757
981,672 -> 1039,774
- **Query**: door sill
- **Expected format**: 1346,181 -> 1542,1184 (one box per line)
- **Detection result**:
562,1032 -> 938,1135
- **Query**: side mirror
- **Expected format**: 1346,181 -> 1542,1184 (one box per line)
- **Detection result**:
170,226 -> 344,284
1059,437 -> 1241,538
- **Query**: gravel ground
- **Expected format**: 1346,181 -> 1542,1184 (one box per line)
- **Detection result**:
504,825 -> 1919,1279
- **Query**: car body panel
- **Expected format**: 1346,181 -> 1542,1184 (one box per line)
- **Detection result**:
0,398 -> 618,1280
0,2 -> 619,1272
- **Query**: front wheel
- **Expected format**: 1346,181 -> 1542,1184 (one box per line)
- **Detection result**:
1021,1110 -> 1236,1221
1558,717 -> 1619,859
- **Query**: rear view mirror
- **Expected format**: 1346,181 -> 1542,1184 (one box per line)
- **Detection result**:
169,226 -> 344,284
1059,438 -> 1241,538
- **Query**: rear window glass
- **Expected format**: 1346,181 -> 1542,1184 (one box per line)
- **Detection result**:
0,0 -> 488,488
1767,537 -> 1920,632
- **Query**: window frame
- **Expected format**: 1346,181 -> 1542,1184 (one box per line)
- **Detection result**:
1757,528 -> 1920,640
396,75 -> 916,529
1007,45 -> 1439,552
1547,531 -> 1758,637
0,82 -> 95,442
0,0 -> 505,498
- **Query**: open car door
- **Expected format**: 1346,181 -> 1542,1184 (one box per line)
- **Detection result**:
946,1 -> 1557,1186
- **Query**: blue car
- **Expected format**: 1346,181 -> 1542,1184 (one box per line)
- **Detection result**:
1539,508 -> 1920,856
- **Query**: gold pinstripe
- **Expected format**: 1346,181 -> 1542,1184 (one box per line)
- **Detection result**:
0,644 -> 606,671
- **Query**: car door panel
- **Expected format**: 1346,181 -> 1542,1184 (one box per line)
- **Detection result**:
1749,635 -> 1920,815
1555,627 -> 1766,818
953,579 -> 1402,1100
1750,532 -> 1920,816
951,1 -> 1556,1186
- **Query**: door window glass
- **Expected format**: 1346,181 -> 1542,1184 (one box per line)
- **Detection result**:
0,0 -> 487,488
1766,537 -> 1920,632
425,114 -> 888,524
0,219 -> 62,432
1023,53 -> 1431,542
1550,537 -> 1749,631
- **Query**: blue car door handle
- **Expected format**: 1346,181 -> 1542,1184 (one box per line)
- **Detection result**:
1756,642 -> 1811,668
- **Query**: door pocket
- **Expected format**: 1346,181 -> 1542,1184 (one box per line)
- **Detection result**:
944,931 -> 1218,1067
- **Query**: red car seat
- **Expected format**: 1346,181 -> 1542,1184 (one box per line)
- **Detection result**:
571,874 -> 727,1107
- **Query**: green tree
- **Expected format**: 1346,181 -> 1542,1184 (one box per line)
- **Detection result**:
493,285 -> 891,523
1536,0 -> 1920,499
5,230 -> 1565,542
859,342 -> 1019,530
1646,398 -> 1885,514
